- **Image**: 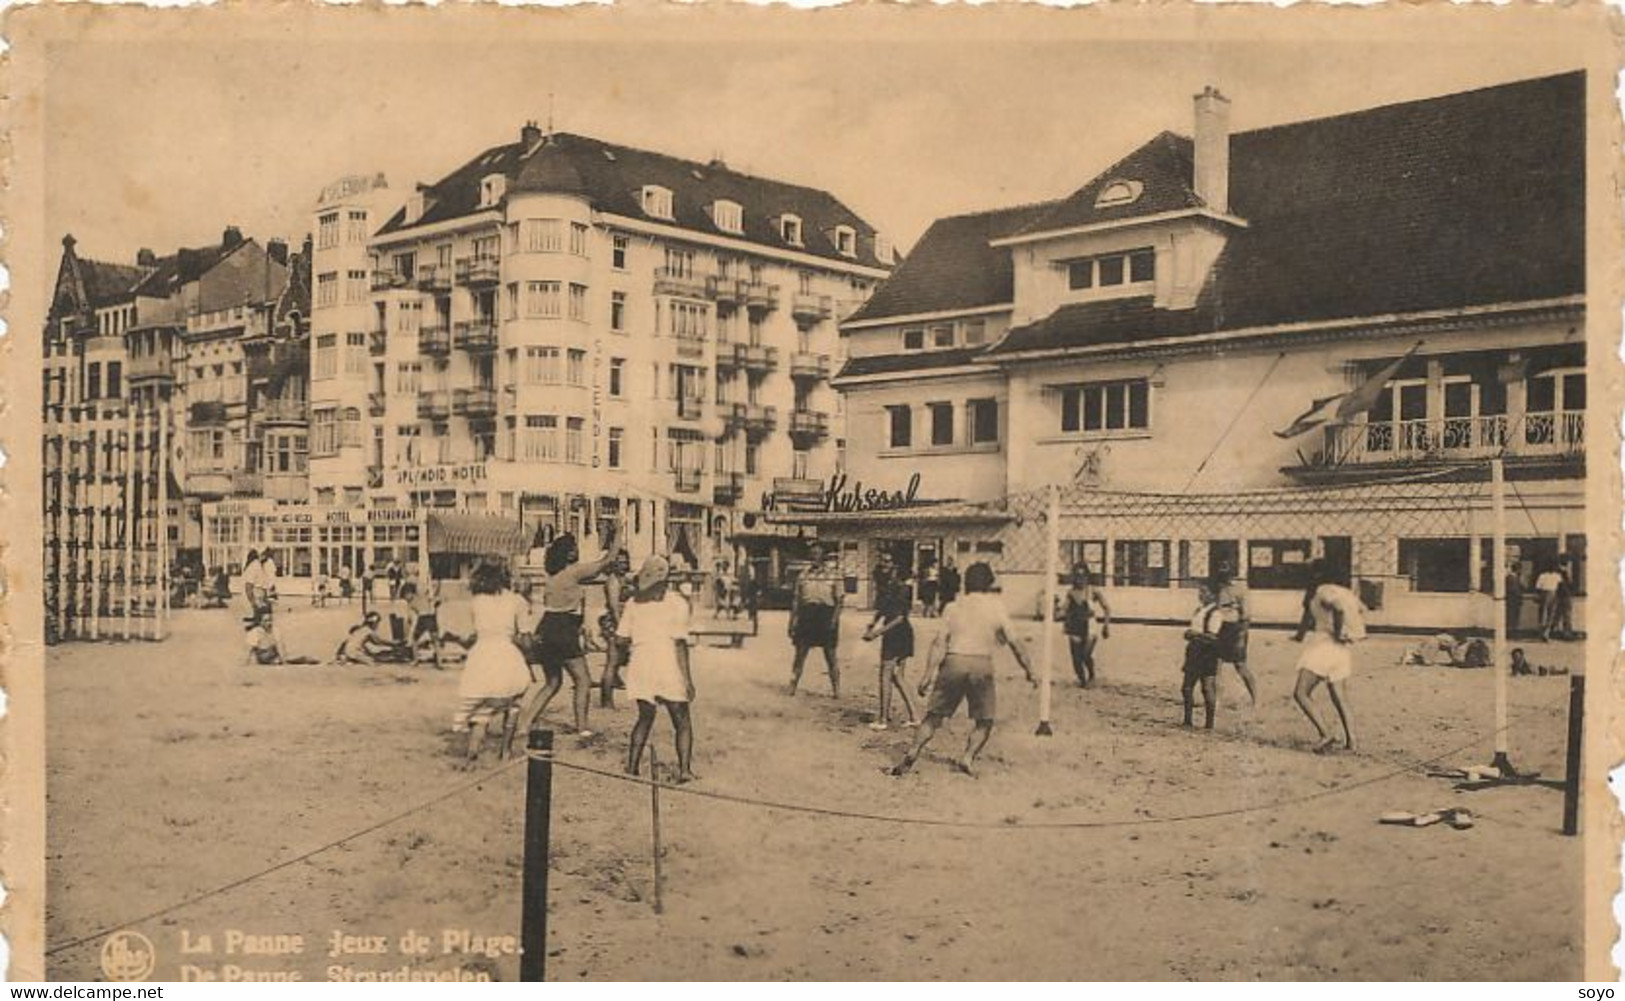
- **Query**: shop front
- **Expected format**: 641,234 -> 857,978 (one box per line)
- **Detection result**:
201,501 -> 429,595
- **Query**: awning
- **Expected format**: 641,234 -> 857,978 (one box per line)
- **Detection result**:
426,511 -> 530,556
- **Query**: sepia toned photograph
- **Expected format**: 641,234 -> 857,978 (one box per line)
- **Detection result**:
3,6 -> 1619,983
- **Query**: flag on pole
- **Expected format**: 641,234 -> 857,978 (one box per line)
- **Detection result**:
1274,341 -> 1423,439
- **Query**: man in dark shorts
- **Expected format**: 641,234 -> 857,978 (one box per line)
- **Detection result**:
788,544 -> 843,697
1181,589 -> 1228,730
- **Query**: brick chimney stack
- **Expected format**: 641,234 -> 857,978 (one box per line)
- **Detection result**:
222,225 -> 245,250
1193,86 -> 1231,215
267,238 -> 289,266
137,247 -> 157,267
521,120 -> 543,146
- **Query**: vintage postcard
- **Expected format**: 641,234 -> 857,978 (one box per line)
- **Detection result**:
2,4 -> 1620,982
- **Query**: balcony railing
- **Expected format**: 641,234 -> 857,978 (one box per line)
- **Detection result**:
455,255 -> 501,287
674,467 -> 703,493
744,281 -> 780,313
725,402 -> 777,438
454,387 -> 498,419
126,354 -> 174,384
417,264 -> 453,293
789,352 -> 831,381
734,342 -> 779,373
674,333 -> 706,359
1313,412 -> 1585,467
791,292 -> 834,323
419,325 -> 451,357
709,276 -> 745,307
788,409 -> 830,441
713,472 -> 745,506
417,391 -> 451,422
454,320 -> 498,353
367,392 -> 386,417
368,329 -> 388,356
257,397 -> 307,425
371,271 -> 412,292
653,268 -> 711,300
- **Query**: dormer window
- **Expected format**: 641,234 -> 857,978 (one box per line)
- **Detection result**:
712,200 -> 743,234
642,185 -> 675,221
1066,247 -> 1156,291
405,192 -> 426,225
833,225 -> 857,258
1094,180 -> 1144,209
875,233 -> 895,265
479,174 -> 507,209
779,214 -> 803,246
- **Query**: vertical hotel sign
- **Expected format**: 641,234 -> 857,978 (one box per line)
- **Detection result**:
590,340 -> 604,469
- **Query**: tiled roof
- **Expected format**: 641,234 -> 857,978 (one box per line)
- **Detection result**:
1012,132 -> 1203,237
78,258 -> 146,307
844,201 -> 1058,325
833,345 -> 989,381
133,241 -> 237,299
379,131 -> 892,271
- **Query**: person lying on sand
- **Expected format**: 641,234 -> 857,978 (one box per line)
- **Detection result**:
890,562 -> 1035,779
619,555 -> 698,784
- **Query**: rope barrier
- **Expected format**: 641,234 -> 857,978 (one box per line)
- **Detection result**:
44,757 -> 527,958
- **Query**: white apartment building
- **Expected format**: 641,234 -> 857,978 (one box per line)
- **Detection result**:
358,123 -> 893,569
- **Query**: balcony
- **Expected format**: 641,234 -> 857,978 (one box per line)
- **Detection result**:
789,352 -> 831,381
367,392 -> 386,417
725,402 -> 777,438
190,400 -> 229,426
674,467 -> 703,494
744,281 -> 780,313
366,465 -> 384,490
126,354 -> 174,385
791,292 -> 833,324
709,276 -> 745,307
455,255 -> 501,287
788,409 -> 830,443
257,397 -> 307,426
454,320 -> 498,353
417,264 -> 453,294
713,472 -> 745,506
419,325 -> 451,357
734,342 -> 779,374
368,329 -> 388,356
454,387 -> 498,419
674,397 -> 705,422
417,391 -> 451,422
1303,413 -> 1585,471
674,334 -> 706,360
371,270 -> 411,293
653,268 -> 711,300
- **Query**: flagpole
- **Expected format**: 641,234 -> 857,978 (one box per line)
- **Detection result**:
1036,482 -> 1059,737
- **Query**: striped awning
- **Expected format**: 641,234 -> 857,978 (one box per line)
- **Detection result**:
426,512 -> 530,557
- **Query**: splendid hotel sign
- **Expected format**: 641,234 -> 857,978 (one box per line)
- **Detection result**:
394,463 -> 489,488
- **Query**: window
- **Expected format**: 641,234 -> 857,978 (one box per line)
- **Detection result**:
106,361 -> 122,399
608,427 -> 624,469
875,234 -> 894,265
315,487 -> 336,507
525,281 -> 562,318
664,246 -> 695,278
931,325 -> 955,348
669,301 -> 709,343
1066,247 -> 1155,291
609,358 -> 625,397
311,408 -> 338,456
570,222 -> 589,257
886,405 -> 912,449
798,271 -> 814,295
568,283 -> 588,321
316,273 -> 338,309
929,402 -> 954,446
902,328 -> 925,351
344,332 -> 368,375
792,448 -> 809,479
479,174 -> 506,208
567,349 -> 586,386
396,361 -> 422,396
642,185 -> 674,220
505,283 -> 519,322
395,301 -> 421,333
1112,540 -> 1170,588
779,214 -> 803,246
1247,539 -> 1316,591
834,225 -> 856,257
1094,180 -> 1144,209
1059,379 -> 1151,433
521,415 -> 559,461
347,210 -> 368,244
712,200 -> 743,234
86,362 -> 102,401
612,235 -> 628,270
610,292 -> 627,332
746,443 -> 760,476
963,320 -> 987,346
345,270 -> 367,304
314,334 -> 338,380
392,252 -> 416,281
969,398 -> 999,445
524,346 -> 561,385
318,212 -> 340,249
565,417 -> 585,464
522,219 -> 562,253
1400,538 -> 1472,594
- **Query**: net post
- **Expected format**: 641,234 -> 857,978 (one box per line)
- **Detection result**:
520,728 -> 554,982
1490,458 -> 1515,776
1562,675 -> 1584,835
1036,482 -> 1058,736
649,744 -> 665,914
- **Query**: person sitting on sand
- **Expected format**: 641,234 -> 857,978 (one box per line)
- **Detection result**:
618,555 -> 698,783
446,561 -> 534,769
1181,587 -> 1231,731
403,580 -> 443,668
862,555 -> 917,732
243,610 -> 318,666
1292,561 -> 1366,754
335,611 -> 404,665
891,562 -> 1036,778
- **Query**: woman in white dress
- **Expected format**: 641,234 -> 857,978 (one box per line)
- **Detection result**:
618,555 -> 698,783
449,561 -> 533,768
1292,561 -> 1366,754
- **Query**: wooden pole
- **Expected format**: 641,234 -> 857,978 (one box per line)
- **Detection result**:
519,728 -> 554,983
649,744 -> 665,915
123,406 -> 137,639
88,420 -> 102,640
1036,482 -> 1059,736
1490,458 -> 1513,774
1562,675 -> 1584,836
157,405 -> 170,640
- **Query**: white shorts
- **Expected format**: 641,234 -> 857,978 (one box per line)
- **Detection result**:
1296,633 -> 1354,683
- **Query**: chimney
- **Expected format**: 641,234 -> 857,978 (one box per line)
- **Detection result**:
222,225 -> 245,249
521,120 -> 543,146
267,238 -> 289,266
1193,86 -> 1231,215
137,247 -> 157,267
